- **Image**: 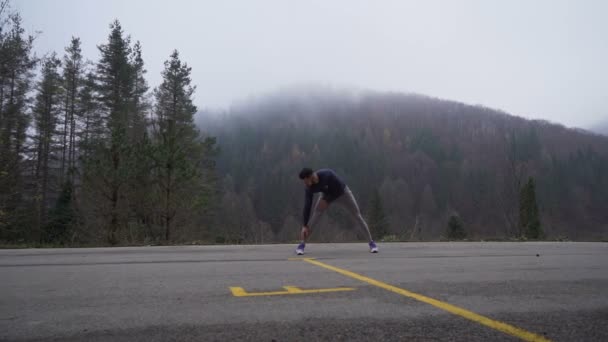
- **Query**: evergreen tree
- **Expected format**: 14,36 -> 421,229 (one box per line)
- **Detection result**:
519,177 -> 542,239
151,50 -> 216,242
128,40 -> 149,142
447,214 -> 466,240
0,9 -> 37,241
126,40 -> 153,241
44,180 -> 74,244
90,20 -> 134,244
60,37 -> 83,183
77,72 -> 104,163
503,127 -> 541,236
32,54 -> 63,238
368,189 -> 389,240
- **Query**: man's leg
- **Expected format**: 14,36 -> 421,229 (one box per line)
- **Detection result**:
336,186 -> 374,242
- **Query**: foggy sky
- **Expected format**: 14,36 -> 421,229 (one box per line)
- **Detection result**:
15,0 -> 608,128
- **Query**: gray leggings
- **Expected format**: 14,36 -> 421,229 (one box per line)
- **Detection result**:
307,186 -> 373,241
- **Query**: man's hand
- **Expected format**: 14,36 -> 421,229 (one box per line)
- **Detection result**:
300,226 -> 310,241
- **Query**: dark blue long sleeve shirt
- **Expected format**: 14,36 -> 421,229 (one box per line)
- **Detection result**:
302,169 -> 346,226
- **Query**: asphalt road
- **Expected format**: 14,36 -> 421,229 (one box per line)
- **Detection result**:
1,242 -> 607,341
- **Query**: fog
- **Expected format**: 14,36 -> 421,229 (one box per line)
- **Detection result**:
17,0 -> 608,128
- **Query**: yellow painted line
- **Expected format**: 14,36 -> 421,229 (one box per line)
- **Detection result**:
299,258 -> 550,342
230,285 -> 355,297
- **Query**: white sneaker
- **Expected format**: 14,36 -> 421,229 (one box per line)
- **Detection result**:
369,241 -> 379,253
295,242 -> 305,255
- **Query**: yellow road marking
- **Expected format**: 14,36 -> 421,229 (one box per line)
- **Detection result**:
299,258 -> 550,342
230,285 -> 355,297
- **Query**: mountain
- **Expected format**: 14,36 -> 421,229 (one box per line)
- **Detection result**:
590,119 -> 608,136
197,86 -> 608,241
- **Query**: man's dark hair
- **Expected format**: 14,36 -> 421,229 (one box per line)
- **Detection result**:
299,167 -> 313,179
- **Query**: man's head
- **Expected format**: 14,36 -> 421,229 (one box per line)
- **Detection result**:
299,167 -> 316,187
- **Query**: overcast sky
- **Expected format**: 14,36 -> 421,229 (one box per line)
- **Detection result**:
15,0 -> 608,128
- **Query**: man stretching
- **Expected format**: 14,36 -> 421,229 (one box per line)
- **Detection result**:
296,167 -> 379,255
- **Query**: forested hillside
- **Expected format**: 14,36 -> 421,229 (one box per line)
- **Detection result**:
198,86 -> 608,242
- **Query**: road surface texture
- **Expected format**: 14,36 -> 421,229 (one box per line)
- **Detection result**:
1,242 -> 607,341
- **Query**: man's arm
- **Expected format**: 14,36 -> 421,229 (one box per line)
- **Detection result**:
302,188 -> 313,227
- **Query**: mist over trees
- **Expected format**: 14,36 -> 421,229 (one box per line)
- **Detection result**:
199,86 -> 608,242
591,119 -> 608,136
1,1 -> 607,246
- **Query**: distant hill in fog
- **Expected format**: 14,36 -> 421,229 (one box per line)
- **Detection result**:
197,86 -> 608,241
590,119 -> 608,136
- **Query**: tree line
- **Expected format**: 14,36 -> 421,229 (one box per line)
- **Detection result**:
1,2 -> 216,246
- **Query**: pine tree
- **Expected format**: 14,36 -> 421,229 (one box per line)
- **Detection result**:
447,214 -> 466,240
128,40 -> 149,142
44,180 -> 74,244
519,177 -> 542,239
0,9 -> 37,241
77,72 -> 104,163
151,50 -> 216,242
32,54 -> 63,240
126,40 -> 153,241
368,190 -> 388,240
91,20 -> 134,244
60,37 -> 84,184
